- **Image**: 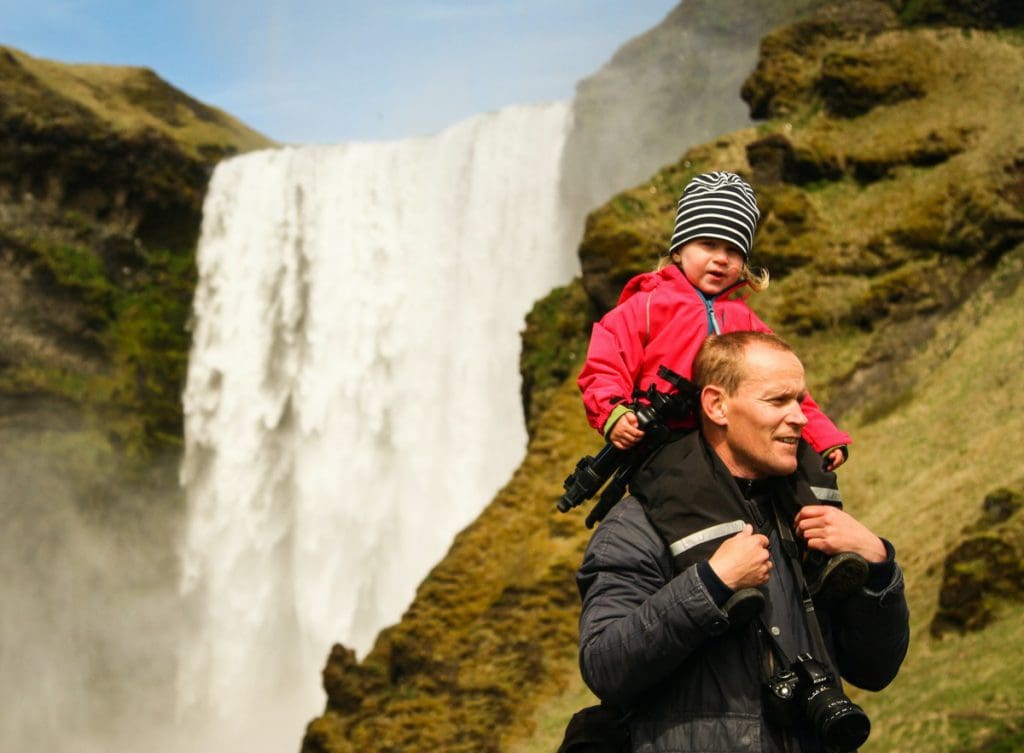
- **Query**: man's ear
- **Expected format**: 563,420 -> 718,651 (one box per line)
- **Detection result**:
701,385 -> 728,427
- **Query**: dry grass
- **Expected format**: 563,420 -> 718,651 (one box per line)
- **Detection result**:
836,245 -> 1024,752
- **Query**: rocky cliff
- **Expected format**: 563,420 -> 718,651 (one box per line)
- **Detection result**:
0,46 -> 272,744
306,4 -> 1024,752
0,44 -> 271,493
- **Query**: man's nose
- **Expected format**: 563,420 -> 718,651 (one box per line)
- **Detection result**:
788,403 -> 808,428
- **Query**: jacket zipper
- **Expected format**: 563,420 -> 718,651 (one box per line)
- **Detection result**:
698,291 -> 721,335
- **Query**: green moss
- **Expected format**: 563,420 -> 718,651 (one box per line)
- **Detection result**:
101,245 -> 195,454
519,279 -> 599,435
17,233 -> 116,321
1,213 -> 195,462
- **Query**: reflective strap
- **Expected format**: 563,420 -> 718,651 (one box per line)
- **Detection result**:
669,520 -> 746,557
810,486 -> 842,504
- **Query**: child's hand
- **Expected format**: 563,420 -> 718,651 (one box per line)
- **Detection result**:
609,411 -> 644,450
823,447 -> 847,471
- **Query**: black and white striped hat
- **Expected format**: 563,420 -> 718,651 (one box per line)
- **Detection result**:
668,171 -> 760,260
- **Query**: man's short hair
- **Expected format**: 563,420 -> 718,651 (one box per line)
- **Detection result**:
693,331 -> 796,394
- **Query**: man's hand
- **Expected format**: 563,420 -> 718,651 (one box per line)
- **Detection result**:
794,506 -> 886,563
609,411 -> 644,450
708,524 -> 772,590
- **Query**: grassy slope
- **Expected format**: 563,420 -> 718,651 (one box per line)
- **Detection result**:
840,246 -> 1024,752
0,44 -> 270,157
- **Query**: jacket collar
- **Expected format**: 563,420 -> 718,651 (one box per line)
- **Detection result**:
617,263 -> 749,306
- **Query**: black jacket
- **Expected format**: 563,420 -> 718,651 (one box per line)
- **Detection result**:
576,432 -> 910,752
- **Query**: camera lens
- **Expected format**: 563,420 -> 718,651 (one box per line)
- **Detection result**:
804,686 -> 871,752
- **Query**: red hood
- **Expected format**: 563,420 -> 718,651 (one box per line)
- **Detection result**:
617,266 -> 676,305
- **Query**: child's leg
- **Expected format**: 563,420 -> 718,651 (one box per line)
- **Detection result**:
796,442 -> 868,603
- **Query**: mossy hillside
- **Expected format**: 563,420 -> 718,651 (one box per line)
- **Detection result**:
519,281 -> 599,434
555,22 -> 1024,422
0,46 -> 272,497
306,13 -> 1024,753
0,45 -> 269,161
832,245 -> 1024,753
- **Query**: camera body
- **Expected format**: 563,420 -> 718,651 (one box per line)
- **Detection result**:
763,653 -> 870,752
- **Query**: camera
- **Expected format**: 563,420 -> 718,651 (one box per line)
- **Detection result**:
557,365 -> 697,523
763,654 -> 870,752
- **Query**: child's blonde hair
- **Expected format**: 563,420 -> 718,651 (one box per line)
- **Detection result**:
657,254 -> 770,293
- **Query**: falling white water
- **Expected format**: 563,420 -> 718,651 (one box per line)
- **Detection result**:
177,102 -> 577,742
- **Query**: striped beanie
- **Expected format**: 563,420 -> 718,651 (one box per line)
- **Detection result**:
668,171 -> 760,260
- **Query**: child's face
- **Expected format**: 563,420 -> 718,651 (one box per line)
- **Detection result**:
673,237 -> 745,296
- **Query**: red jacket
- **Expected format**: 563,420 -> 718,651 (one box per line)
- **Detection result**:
577,264 -> 850,454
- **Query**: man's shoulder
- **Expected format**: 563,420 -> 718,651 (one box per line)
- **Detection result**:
645,430 -> 703,468
600,494 -> 649,526
588,496 -> 666,559
630,431 -> 707,502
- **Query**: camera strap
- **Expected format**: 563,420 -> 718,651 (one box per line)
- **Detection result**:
766,495 -> 832,663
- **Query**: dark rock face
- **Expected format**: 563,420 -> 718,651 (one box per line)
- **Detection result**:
893,0 -> 1024,28
931,488 -> 1024,637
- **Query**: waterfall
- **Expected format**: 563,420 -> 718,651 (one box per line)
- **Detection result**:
177,101 -> 578,738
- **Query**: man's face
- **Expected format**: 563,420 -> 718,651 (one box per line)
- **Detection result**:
717,344 -> 809,478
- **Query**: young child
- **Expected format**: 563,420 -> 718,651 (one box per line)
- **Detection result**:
577,171 -> 864,604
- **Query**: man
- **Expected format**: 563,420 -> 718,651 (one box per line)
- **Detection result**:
576,331 -> 909,753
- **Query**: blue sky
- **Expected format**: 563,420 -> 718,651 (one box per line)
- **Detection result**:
2,1 -> 679,144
